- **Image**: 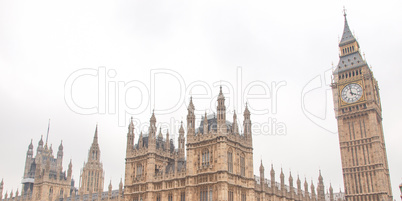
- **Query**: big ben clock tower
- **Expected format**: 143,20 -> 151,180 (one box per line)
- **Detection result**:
331,11 -> 393,201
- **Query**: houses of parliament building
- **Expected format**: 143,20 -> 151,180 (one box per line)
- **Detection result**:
0,13 -> 393,201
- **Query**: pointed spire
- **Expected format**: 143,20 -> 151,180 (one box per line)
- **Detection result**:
280,168 -> 285,185
318,169 -> 323,182
58,140 -> 63,151
128,116 -> 134,134
108,180 -> 112,191
203,112 -> 209,134
38,135 -> 44,146
259,160 -> 264,172
93,124 -> 99,144
68,159 -> 72,177
244,102 -> 250,116
151,109 -> 156,121
188,96 -> 195,110
45,119 -> 50,147
158,127 -> 163,139
29,139 -> 33,149
179,121 -> 184,135
218,85 -> 224,99
289,170 -> 293,185
232,110 -> 239,135
166,129 -> 170,149
304,177 -> 308,187
339,8 -> 356,46
149,109 -> 157,138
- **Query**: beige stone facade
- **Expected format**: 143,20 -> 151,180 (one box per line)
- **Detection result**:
331,13 -> 393,201
124,87 -> 334,201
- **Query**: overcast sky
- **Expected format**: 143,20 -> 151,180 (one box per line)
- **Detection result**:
1,0 -> 401,198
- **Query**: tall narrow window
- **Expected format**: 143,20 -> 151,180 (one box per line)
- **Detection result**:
202,149 -> 210,167
137,164 -> 143,177
227,151 -> 233,173
240,154 -> 245,177
241,193 -> 246,201
228,190 -> 233,201
200,187 -> 211,201
209,188 -> 212,201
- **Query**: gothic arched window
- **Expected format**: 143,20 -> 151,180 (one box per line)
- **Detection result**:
240,154 -> 245,177
227,150 -> 233,173
202,149 -> 210,167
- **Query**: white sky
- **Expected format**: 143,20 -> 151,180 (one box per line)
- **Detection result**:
1,0 -> 401,198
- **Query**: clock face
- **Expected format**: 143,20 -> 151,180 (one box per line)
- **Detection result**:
341,83 -> 363,103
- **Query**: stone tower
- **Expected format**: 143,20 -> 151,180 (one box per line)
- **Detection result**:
19,122 -> 72,201
331,12 -> 393,201
79,124 -> 105,194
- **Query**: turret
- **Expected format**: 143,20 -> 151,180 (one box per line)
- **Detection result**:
178,122 -> 185,160
127,117 -> 135,153
259,161 -> 265,191
149,110 -> 157,139
217,86 -> 226,133
157,128 -> 163,141
27,140 -> 33,158
304,179 -> 309,201
24,140 -> 34,180
37,135 -> 44,155
139,132 -> 144,148
270,164 -> 275,188
203,112 -> 208,134
186,97 -> 195,136
311,181 -> 316,201
329,183 -> 334,201
165,130 -> 170,151
68,160 -> 73,179
119,178 -> 123,199
232,110 -> 239,135
108,181 -> 112,201
148,111 -> 157,150
280,168 -> 285,190
289,171 -> 294,191
243,103 -> 252,141
57,141 -> 63,167
297,175 -> 302,196
317,171 -> 325,201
